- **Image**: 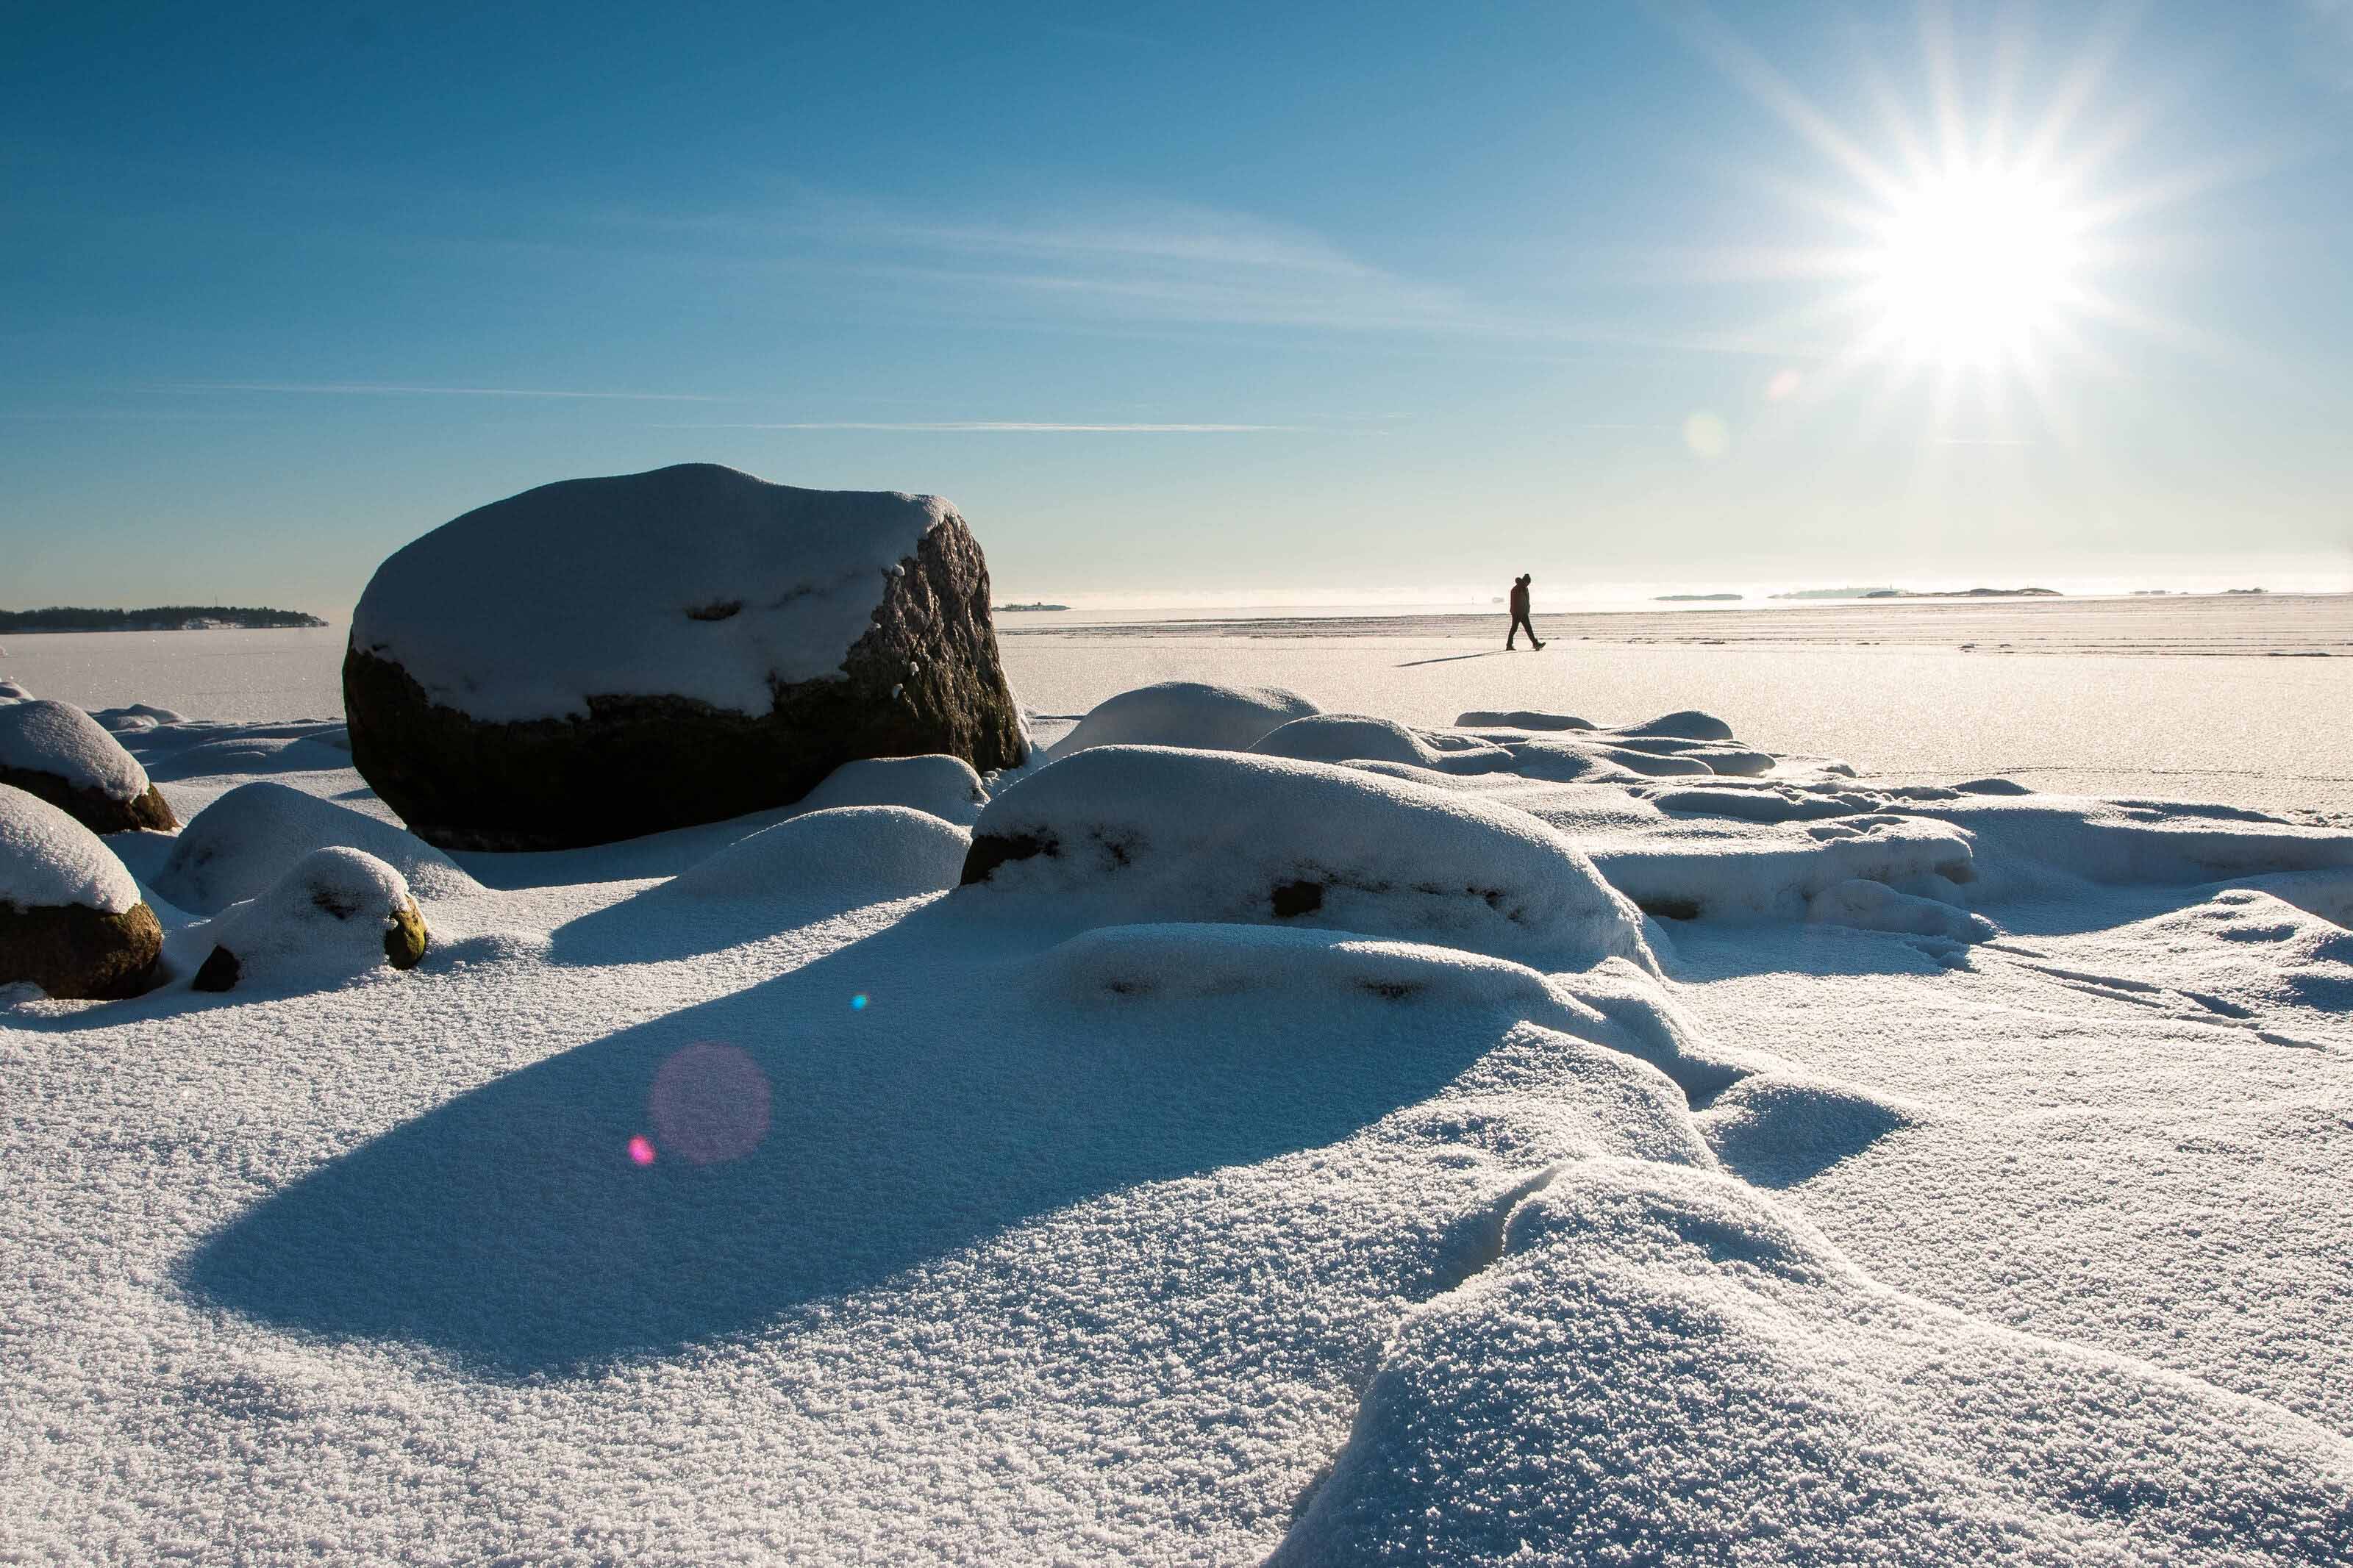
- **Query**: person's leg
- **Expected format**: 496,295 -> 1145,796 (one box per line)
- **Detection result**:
1507,612 -> 1526,648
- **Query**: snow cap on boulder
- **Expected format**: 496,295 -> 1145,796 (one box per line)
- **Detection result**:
960,745 -> 1654,971
792,753 -> 989,826
190,846 -> 428,992
0,784 -> 161,998
669,805 -> 970,904
0,698 -> 176,833
343,463 -> 1026,850
1049,681 -> 1318,758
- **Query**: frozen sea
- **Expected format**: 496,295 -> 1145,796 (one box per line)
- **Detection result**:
7,591 -> 2350,814
9,591 -> 2353,1564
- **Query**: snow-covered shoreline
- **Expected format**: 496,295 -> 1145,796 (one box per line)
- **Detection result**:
6,654 -> 2353,1564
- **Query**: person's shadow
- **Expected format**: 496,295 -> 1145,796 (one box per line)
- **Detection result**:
182,898 -> 1511,1378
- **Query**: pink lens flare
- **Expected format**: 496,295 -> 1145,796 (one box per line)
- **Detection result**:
627,1135 -> 656,1166
648,1041 -> 773,1166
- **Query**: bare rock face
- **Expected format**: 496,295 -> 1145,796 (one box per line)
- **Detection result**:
342,465 -> 1027,851
0,900 -> 163,1000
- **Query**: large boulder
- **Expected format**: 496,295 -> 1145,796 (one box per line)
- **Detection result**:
343,463 -> 1027,851
0,784 -> 163,999
0,698 -> 176,834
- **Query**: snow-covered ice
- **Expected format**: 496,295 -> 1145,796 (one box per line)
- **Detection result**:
5,651 -> 2353,1565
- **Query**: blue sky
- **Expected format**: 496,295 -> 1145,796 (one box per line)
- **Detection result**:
5,1 -> 2350,612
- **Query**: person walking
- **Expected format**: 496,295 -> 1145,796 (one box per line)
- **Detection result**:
1506,573 -> 1544,650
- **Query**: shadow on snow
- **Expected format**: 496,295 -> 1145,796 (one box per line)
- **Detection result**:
181,898 -> 1506,1378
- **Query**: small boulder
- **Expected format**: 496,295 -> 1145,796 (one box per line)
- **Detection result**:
156,780 -> 477,914
792,753 -> 990,826
1049,681 -> 1318,758
0,784 -> 163,999
343,463 -> 1026,850
668,805 -> 970,904
189,846 -> 429,993
0,698 -> 176,834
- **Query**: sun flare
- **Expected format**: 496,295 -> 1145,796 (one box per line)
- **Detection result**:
1868,167 -> 2085,369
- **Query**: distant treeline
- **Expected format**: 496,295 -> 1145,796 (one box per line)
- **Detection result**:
0,605 -> 327,632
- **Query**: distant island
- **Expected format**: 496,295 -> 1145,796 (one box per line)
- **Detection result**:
1861,587 -> 2060,599
0,604 -> 328,633
1655,593 -> 1743,602
993,602 -> 1071,612
1768,587 -> 1897,600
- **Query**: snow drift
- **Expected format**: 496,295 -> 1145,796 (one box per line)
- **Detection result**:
1049,680 -> 1318,757
154,780 -> 478,913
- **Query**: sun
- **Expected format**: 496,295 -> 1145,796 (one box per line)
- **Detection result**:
1675,6 -> 2226,434
1867,167 -> 2085,370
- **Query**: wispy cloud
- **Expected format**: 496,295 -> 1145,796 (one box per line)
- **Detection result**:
649,420 -> 1304,433
164,381 -> 731,401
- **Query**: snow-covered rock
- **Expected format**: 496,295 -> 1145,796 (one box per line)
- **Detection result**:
0,783 -> 161,998
791,753 -> 990,826
155,780 -> 478,914
1249,714 -> 1514,773
960,745 -> 1654,971
1049,680 -> 1318,758
669,806 -> 970,904
0,676 -> 32,700
0,698 -> 176,833
342,462 -> 1026,849
188,847 -> 428,993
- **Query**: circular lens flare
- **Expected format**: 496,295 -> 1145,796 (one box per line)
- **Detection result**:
1869,168 -> 2082,368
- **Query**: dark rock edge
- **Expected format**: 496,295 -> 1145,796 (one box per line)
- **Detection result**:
0,899 -> 163,1000
0,765 -> 176,834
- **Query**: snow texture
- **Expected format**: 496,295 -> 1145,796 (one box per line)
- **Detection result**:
965,745 -> 1654,971
790,753 -> 990,826
0,784 -> 138,913
1047,679 -> 1318,757
1276,1158 -> 2353,1567
89,703 -> 186,732
187,847 -> 419,989
348,463 -> 956,723
668,805 -> 971,903
0,698 -> 149,801
7,665 -> 2353,1567
154,780 -> 478,912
